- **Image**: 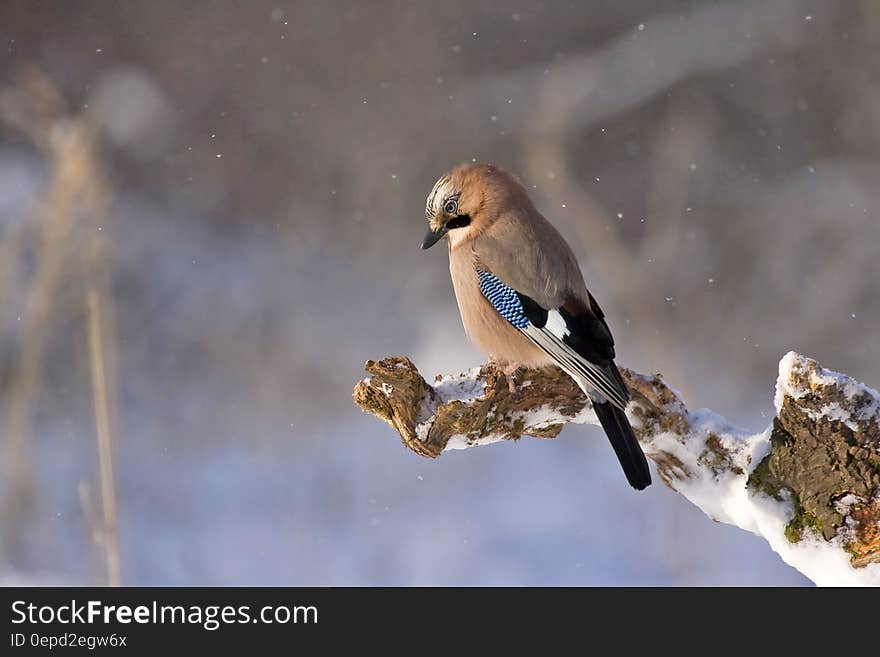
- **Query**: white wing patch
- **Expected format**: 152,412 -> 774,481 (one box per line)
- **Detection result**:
544,309 -> 570,339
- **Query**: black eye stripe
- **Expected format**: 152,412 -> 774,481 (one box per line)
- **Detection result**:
446,214 -> 471,230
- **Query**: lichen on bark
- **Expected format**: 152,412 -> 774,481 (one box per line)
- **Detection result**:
748,355 -> 880,565
354,352 -> 880,574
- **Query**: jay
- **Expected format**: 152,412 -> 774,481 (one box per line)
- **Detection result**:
421,163 -> 651,490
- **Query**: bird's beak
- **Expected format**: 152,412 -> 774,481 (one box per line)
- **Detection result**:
420,224 -> 448,250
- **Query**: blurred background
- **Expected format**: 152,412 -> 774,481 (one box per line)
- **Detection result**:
1,0 -> 877,586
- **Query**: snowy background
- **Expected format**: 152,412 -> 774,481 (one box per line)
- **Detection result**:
1,0 -> 878,585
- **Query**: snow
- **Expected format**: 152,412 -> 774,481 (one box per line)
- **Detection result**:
416,367 -> 486,442
433,367 -> 486,403
650,417 -> 880,586
510,405 -> 565,431
661,355 -> 880,586
415,419 -> 432,442
776,350 -> 880,434
434,353 -> 880,585
445,433 -> 506,451
835,493 -> 864,517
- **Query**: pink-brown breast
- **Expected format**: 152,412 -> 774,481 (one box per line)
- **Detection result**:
448,246 -> 550,366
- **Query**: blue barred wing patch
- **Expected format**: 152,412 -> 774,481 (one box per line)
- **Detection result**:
476,269 -> 530,329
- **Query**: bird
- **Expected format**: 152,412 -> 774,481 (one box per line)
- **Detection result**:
420,162 -> 651,490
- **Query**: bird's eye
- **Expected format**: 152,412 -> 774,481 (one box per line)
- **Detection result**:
443,199 -> 458,215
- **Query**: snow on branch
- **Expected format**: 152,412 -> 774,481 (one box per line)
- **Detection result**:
353,352 -> 880,586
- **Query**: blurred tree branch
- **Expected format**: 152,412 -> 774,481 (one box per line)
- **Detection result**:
0,68 -> 121,584
354,353 -> 880,584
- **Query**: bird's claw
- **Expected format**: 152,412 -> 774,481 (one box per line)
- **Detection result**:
502,362 -> 522,394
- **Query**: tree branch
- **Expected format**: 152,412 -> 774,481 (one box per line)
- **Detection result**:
353,352 -> 880,585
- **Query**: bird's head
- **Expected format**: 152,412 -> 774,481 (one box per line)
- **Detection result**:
421,163 -> 527,250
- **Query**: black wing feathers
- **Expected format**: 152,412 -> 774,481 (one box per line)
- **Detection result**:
557,293 -> 616,364
558,307 -> 615,363
496,284 -> 650,489
516,292 -> 548,328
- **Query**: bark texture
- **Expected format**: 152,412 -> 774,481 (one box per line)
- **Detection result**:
353,353 -> 880,576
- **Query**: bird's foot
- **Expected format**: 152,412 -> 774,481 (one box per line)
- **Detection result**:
501,362 -> 523,394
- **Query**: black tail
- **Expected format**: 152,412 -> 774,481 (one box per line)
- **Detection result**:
593,400 -> 652,490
